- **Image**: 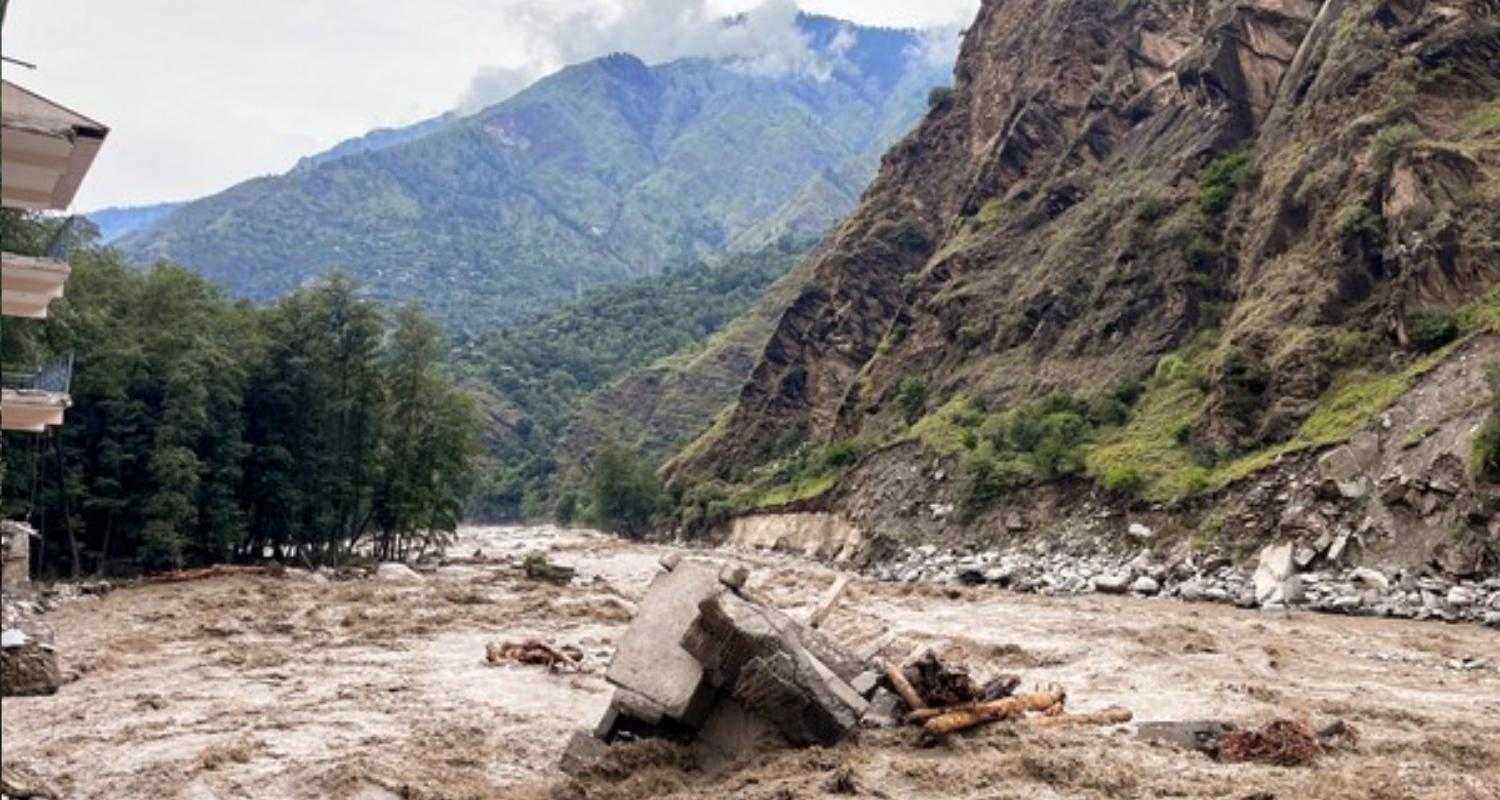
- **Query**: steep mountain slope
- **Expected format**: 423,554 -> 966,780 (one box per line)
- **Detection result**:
460,243 -> 807,519
86,201 -> 182,243
673,0 -> 1500,571
113,15 -> 952,331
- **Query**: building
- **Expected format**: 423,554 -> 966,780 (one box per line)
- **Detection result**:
0,78 -> 109,431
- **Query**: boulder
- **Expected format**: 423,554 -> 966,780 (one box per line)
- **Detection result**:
1350,567 -> 1390,592
1253,543 -> 1299,607
1092,573 -> 1134,594
1131,576 -> 1161,595
1127,523 -> 1154,541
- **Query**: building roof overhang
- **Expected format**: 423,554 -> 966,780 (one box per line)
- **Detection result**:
1,251 -> 71,318
1,80 -> 109,211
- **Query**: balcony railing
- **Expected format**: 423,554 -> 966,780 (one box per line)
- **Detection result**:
1,352 -> 73,394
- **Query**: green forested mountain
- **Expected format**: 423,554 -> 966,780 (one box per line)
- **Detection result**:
111,15 -> 953,333
460,242 -> 806,519
0,213 -> 479,575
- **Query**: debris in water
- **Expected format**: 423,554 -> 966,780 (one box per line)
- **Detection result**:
521,551 -> 577,584
485,639 -> 584,672
1218,718 -> 1323,766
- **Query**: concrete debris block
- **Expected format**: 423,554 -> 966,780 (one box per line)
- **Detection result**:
374,562 -> 422,581
685,591 -> 867,746
850,668 -> 881,698
558,730 -> 611,777
692,697 -> 778,771
861,687 -> 903,728
606,560 -> 723,724
732,650 -> 863,746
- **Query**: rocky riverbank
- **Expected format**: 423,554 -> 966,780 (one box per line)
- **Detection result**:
865,542 -> 1500,628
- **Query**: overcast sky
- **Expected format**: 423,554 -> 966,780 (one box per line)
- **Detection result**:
3,0 -> 979,212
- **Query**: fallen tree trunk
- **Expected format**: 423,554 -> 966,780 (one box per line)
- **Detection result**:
882,659 -> 927,711
922,686 -> 1067,735
1021,706 -> 1133,728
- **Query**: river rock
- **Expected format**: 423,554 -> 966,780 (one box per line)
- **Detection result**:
1350,567 -> 1389,591
1093,573 -> 1133,594
1131,576 -> 1161,595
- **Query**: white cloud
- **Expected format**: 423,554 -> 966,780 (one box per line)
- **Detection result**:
2,0 -> 980,210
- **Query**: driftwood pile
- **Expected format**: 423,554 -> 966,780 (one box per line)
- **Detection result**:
485,638 -> 585,672
882,649 -> 1131,736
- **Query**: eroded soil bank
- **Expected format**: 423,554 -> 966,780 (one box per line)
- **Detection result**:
2,525 -> 1497,799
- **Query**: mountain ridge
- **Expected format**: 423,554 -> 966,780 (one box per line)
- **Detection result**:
109,15 -> 954,332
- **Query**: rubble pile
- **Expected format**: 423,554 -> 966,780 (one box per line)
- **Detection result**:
868,541 -> 1500,627
562,557 -> 1129,775
1,521 -> 60,698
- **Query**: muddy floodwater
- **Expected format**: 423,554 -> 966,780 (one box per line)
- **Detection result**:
3,525 -> 1498,799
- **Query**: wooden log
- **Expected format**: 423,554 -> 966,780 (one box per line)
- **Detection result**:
808,575 -> 850,628
922,686 -> 1066,736
882,659 -> 927,711
1021,706 -> 1133,728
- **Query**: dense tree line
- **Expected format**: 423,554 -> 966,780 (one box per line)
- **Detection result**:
1,212 -> 479,576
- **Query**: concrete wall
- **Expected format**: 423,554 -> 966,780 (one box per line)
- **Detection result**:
727,513 -> 865,563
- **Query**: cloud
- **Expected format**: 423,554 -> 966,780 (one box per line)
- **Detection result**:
457,0 -> 857,112
905,23 -> 964,71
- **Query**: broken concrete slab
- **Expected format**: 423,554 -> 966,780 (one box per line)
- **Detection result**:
685,591 -> 868,746
558,731 -> 611,777
861,687 -> 903,728
605,559 -> 724,724
692,697 -> 779,771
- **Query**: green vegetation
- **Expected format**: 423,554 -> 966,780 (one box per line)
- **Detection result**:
1196,148 -> 1256,216
1370,122 -> 1423,171
0,212 -> 479,576
1473,362 -> 1500,483
588,446 -> 666,538
927,86 -> 954,108
464,244 -> 806,520
1406,307 -> 1458,352
896,377 -> 929,424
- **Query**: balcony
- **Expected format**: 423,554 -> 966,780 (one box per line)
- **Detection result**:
1,354 -> 72,432
1,251 -> 71,318
1,80 -> 109,211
